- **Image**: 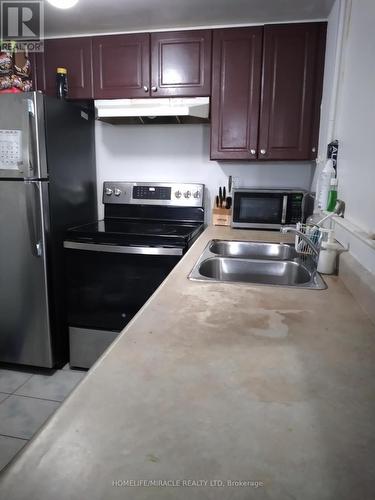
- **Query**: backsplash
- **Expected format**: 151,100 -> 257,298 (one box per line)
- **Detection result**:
95,122 -> 314,220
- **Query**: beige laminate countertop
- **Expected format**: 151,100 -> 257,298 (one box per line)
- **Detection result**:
1,226 -> 375,500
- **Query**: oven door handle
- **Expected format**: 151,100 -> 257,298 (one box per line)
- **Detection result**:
63,241 -> 184,256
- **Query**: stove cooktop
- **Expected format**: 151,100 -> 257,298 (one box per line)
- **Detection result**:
66,219 -> 205,247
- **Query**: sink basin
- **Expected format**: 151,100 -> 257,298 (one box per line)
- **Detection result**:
188,240 -> 326,289
209,240 -> 297,260
197,258 -> 314,286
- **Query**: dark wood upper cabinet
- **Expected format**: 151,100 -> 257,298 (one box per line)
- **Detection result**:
150,30 -> 211,97
210,28 -> 263,160
258,23 -> 326,160
92,34 -> 150,99
30,52 -> 46,93
32,30 -> 211,100
29,24 -> 326,164
42,37 -> 93,99
210,22 -> 326,161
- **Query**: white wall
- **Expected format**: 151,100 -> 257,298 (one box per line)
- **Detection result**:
333,0 -> 375,235
318,0 -> 375,236
314,0 -> 375,273
313,0 -> 341,175
95,121 -> 313,219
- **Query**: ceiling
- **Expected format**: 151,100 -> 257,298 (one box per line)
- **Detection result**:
43,0 -> 335,38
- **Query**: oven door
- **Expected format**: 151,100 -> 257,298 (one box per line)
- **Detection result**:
232,191 -> 287,229
64,242 -> 183,332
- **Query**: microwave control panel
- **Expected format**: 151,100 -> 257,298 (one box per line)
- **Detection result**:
288,193 -> 305,224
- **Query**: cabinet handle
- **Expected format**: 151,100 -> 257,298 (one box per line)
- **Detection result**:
250,149 -> 256,155
151,86 -> 157,92
260,149 -> 266,155
143,85 -> 149,92
312,147 -> 316,153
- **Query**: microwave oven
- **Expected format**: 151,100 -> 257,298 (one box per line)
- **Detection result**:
231,189 -> 313,229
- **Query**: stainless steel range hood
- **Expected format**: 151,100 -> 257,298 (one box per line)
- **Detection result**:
95,97 -> 210,124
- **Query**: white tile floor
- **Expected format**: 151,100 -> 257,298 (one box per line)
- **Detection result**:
0,365 -> 86,472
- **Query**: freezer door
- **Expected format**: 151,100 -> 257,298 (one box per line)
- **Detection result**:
0,92 -> 47,179
0,180 -> 53,367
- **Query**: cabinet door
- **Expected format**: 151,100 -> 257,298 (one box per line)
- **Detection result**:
210,28 -> 263,160
93,34 -> 150,98
151,30 -> 211,97
258,23 -> 326,160
43,37 -> 93,99
30,52 -> 46,93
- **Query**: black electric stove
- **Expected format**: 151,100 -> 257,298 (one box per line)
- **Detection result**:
64,181 -> 205,369
66,219 -> 204,247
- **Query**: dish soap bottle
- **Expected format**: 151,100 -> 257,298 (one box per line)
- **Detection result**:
317,229 -> 347,274
326,178 -> 338,212
317,159 -> 335,210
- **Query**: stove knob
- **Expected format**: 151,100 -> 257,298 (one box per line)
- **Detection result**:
175,190 -> 182,198
114,188 -> 122,196
193,190 -> 201,199
184,191 -> 191,199
105,188 -> 113,196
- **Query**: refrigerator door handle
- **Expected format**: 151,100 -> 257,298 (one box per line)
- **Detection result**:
25,180 -> 44,258
25,98 -> 36,178
19,101 -> 31,177
36,241 -> 43,257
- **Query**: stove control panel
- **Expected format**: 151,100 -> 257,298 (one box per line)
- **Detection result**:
133,185 -> 171,200
103,182 -> 204,207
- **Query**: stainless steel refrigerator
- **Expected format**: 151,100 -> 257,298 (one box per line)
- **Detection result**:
0,92 -> 97,368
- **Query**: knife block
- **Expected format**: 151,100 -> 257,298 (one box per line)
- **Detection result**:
212,207 -> 232,226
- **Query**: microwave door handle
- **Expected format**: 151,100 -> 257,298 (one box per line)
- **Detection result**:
281,195 -> 288,224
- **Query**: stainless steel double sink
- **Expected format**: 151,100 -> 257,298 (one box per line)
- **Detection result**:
189,240 -> 326,289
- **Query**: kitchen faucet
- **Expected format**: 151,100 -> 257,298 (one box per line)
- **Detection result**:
280,227 -> 320,256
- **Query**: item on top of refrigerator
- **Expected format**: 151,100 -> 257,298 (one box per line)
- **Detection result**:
326,177 -> 338,212
0,49 -> 32,93
0,52 -> 12,76
317,159 -> 335,210
56,67 -> 68,99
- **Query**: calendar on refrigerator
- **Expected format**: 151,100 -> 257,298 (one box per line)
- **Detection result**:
0,129 -> 22,170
